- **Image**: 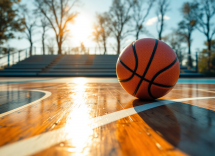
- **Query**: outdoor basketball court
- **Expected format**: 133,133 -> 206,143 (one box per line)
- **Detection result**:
0,77 -> 215,156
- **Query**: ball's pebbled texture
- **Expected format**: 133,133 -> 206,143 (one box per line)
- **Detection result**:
116,38 -> 180,100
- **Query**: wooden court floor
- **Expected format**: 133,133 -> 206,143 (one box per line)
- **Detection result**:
0,78 -> 215,156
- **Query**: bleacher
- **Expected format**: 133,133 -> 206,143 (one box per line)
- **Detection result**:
0,55 -> 118,76
0,55 -> 204,77
179,65 -> 204,77
0,55 -> 58,76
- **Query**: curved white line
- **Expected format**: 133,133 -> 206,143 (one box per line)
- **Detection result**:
0,90 -> 52,118
0,96 -> 214,156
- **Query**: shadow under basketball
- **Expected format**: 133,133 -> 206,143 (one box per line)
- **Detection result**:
132,99 -> 180,147
132,99 -> 215,156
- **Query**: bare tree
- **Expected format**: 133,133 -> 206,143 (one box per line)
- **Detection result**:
162,31 -> 186,64
162,31 -> 185,51
133,0 -> 154,40
46,38 -> 55,54
92,24 -> 101,48
92,13 -> 111,55
108,0 -> 134,54
34,0 -> 79,54
194,0 -> 215,71
24,21 -> 36,56
40,19 -> 50,55
176,2 -> 198,68
21,7 -> 36,56
156,0 -> 170,40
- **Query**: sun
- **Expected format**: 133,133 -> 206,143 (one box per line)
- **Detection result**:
68,13 -> 95,47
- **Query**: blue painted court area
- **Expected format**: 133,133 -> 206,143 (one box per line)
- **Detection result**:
0,91 -> 45,114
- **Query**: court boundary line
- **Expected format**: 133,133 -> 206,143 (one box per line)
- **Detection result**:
0,96 -> 215,156
0,90 -> 52,118
174,88 -> 215,94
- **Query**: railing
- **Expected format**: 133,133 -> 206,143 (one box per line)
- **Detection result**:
0,46 -> 118,69
0,48 -> 31,69
32,47 -> 117,55
0,46 -> 201,73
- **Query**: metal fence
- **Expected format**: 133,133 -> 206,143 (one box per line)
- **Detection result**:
32,47 -> 117,55
0,48 -> 31,69
0,46 -> 117,69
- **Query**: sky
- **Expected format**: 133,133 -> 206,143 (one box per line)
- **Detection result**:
4,0 -> 214,55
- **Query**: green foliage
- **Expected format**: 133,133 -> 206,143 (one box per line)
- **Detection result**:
198,40 -> 215,76
202,40 -> 215,53
177,2 -> 198,42
0,0 -> 25,45
176,2 -> 198,68
162,31 -> 185,50
0,47 -> 16,55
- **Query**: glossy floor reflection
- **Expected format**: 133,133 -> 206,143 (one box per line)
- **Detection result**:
134,101 -> 215,156
0,91 -> 45,114
0,78 -> 215,156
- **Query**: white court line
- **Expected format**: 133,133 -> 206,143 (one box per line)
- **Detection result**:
189,88 -> 215,94
0,96 -> 214,156
174,88 -> 215,94
0,90 -> 52,118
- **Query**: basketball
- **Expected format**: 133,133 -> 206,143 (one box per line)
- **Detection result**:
116,38 -> 180,100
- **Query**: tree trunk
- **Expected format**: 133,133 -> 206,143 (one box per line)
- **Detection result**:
117,38 -> 120,54
158,24 -> 163,40
207,38 -> 211,72
103,40 -> 107,55
158,16 -> 164,40
30,42 -> 33,56
187,40 -> 192,68
57,34 -> 63,55
42,33 -> 45,55
136,29 -> 140,40
58,42 -> 62,55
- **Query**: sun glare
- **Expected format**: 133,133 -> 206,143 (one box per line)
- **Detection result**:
73,78 -> 88,86
69,13 -> 94,47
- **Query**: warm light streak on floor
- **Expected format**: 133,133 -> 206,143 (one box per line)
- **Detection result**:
65,78 -> 94,154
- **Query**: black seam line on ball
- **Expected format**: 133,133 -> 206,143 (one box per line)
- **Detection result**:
148,57 -> 178,99
118,41 -> 138,82
119,59 -> 173,88
118,59 -> 141,79
133,39 -> 159,96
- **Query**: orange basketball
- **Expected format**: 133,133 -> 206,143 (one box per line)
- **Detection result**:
116,38 -> 180,100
